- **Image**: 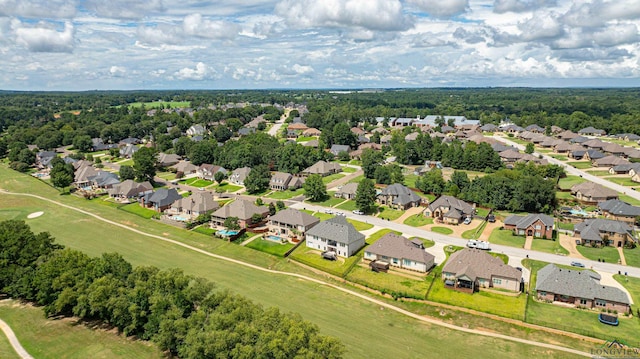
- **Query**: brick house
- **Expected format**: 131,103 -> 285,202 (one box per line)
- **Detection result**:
503,213 -> 554,239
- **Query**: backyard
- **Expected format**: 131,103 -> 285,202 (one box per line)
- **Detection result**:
346,265 -> 430,299
178,178 -> 213,188
265,188 -> 305,200
120,203 -> 157,219
245,237 -> 295,257
431,226 -> 454,235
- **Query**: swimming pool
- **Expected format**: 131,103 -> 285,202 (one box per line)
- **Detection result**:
570,209 -> 588,216
266,235 -> 284,243
217,229 -> 240,236
171,215 -> 188,222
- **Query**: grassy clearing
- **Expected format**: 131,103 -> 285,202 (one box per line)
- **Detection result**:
0,301 -> 163,359
557,175 -> 587,190
623,247 -> 640,268
619,194 -> 640,206
614,275 -> 640,308
265,188 -> 305,199
336,200 -> 358,211
404,174 -> 419,188
346,265 -> 430,299
289,245 -> 360,277
570,161 -> 594,169
548,154 -> 568,161
119,203 -> 157,219
322,173 -> 345,184
178,178 -> 213,188
488,228 -> 526,248
367,229 -> 402,245
576,245 -> 620,264
557,222 -> 574,231
295,136 -> 317,142
348,175 -> 364,183
211,182 -> 242,193
122,101 -> 190,109
377,207 -> 404,221
403,214 -> 433,227
530,239 -> 569,255
192,225 -> 216,236
585,170 -> 612,176
245,237 -> 294,257
605,176 -> 638,187
341,166 -> 357,173
346,218 -> 374,231
309,195 -> 343,207
156,171 -> 177,181
431,226 -> 454,235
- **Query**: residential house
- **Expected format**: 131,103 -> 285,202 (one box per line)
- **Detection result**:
118,137 -> 140,146
245,116 -> 266,128
268,208 -> 320,240
186,124 -> 206,136
570,182 -> 618,204
168,191 -> 219,220
498,149 -> 524,164
424,195 -> 475,225
334,182 -> 359,200
197,164 -> 228,181
582,139 -> 607,151
301,161 -> 342,177
119,144 -> 139,158
405,132 -> 419,142
238,127 -> 256,136
269,172 -> 303,191
550,126 -> 564,134
210,200 -> 269,229
614,133 -> 640,142
330,144 -> 350,156
302,128 -> 322,137
525,124 -> 545,133
287,122 -> 308,131
305,216 -> 365,258
442,248 -> 522,293
578,127 -> 606,136
36,151 -> 57,170
172,161 -> 198,175
556,130 -> 578,141
593,155 -> 630,168
602,143 -> 628,157
229,167 -> 251,186
140,188 -> 182,212
598,199 -> 640,225
108,180 -> 153,199
74,164 -> 100,188
87,171 -> 120,189
480,124 -> 499,132
609,163 -> 640,175
351,127 -> 366,136
91,138 -> 117,151
503,213 -> 554,239
377,183 -> 422,210
536,264 -> 630,313
364,233 -> 435,273
157,153 -> 181,167
574,218 -> 636,247
302,139 -> 319,148
569,136 -> 590,144
501,124 -> 524,133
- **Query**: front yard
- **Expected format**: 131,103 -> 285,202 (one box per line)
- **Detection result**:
367,229 -> 402,245
346,218 -> 374,231
557,175 -> 587,190
265,188 -> 305,200
569,161 -> 593,169
575,245 -> 621,264
179,178 -> 214,188
623,247 -> 640,268
377,207 -> 404,221
403,214 -> 433,227
530,239 -> 568,255
335,200 -> 358,211
487,228 -> 526,248
605,176 -> 638,187
322,173 -> 345,184
430,226 -> 454,235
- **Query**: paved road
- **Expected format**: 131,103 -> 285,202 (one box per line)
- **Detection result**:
490,135 -> 640,203
267,108 -> 290,137
0,318 -> 34,359
291,202 -> 640,278
0,190 -> 593,357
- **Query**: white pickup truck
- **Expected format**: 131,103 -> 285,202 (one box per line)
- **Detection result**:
466,239 -> 491,250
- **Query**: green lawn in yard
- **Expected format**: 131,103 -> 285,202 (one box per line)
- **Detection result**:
116,159 -> 134,166
619,194 -> 640,206
576,245 -> 620,264
349,160 -> 362,166
245,237 -> 295,257
430,226 -> 454,235
585,170 -> 612,176
605,176 -> 638,187
403,214 -> 433,227
614,274 -> 640,308
377,207 -> 404,221
346,266 -> 430,299
178,178 -> 213,188
568,161 -> 593,169
192,225 -> 216,236
348,175 -> 364,183
265,188 -> 305,199
555,191 -> 574,201
557,221 -> 575,231
295,136 -> 317,142
476,207 -> 490,218
120,203 -> 157,219
341,166 -> 357,173
322,173 -> 345,184
0,301 -> 164,359
308,194 -> 343,207
404,174 -> 419,188
288,245 -> 361,277
530,239 -> 569,255
367,229 -> 402,245
461,221 -> 487,240
426,275 -> 526,320
122,101 -> 191,109
557,175 -> 587,190
548,154 -> 568,161
410,236 -> 435,248
488,228 -> 526,248
212,182 -> 243,193
156,171 -> 177,181
346,218 -> 374,231
335,200 -> 358,211
310,211 -> 335,221
623,247 -> 640,268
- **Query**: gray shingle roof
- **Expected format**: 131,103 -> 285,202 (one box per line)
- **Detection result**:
302,161 -> 342,175
366,233 -> 434,265
211,200 -> 268,220
503,213 -> 554,229
428,195 -> 474,215
574,218 -> 634,240
171,191 -> 219,213
147,188 -> 182,208
536,264 -> 629,304
305,216 -> 364,245
442,248 -> 521,281
571,182 -> 618,199
269,208 -> 320,228
599,199 -> 640,217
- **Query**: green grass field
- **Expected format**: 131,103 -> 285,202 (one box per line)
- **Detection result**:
335,200 -> 358,211
119,203 -> 157,219
341,166 -> 357,173
605,176 -> 638,187
619,194 -> 640,206
322,173 -> 345,184
346,266 -> 430,299
377,207 -> 404,220
530,239 -> 568,255
348,175 -> 364,183
403,174 -> 419,188
462,221 -> 487,239
557,175 -> 587,190
431,226 -> 454,235
410,236 -> 435,248
556,221 -> 574,231
192,225 -> 216,236
295,136 -> 317,142
121,101 -> 191,109
309,194 -> 344,207
178,178 -> 213,188
488,228 -> 526,248
584,170 -> 612,176
0,300 -> 163,359
212,182 -> 243,193
346,218 -> 374,231
266,188 -> 305,199
0,165 -> 590,358
367,229 -> 402,245
569,161 -> 593,169
548,154 -> 568,161
245,237 -> 294,257
576,245 -> 620,264
623,247 -> 640,268
288,245 -> 361,277
403,214 -> 433,227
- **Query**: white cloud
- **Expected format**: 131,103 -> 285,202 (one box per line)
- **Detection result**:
136,24 -> 182,45
0,0 -> 77,18
109,65 -> 126,77
275,0 -> 411,31
517,12 -> 563,41
493,0 -> 557,14
14,21 -> 74,53
592,24 -> 639,47
83,0 -> 165,19
407,0 -> 469,18
174,62 -> 213,80
183,13 -> 240,39
292,64 -> 314,75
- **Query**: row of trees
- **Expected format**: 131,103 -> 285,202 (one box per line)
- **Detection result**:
0,220 -> 344,358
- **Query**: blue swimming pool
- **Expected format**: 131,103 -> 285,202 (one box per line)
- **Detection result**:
217,229 -> 240,236
266,235 -> 284,242
570,209 -> 588,216
172,215 -> 188,222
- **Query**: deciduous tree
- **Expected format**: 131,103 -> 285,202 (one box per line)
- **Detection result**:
303,174 -> 327,202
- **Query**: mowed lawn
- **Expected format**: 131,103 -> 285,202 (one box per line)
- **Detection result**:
403,214 -> 433,227
530,239 -> 569,255
346,265 -> 430,299
0,300 -> 163,359
245,237 -> 294,257
488,228 -> 526,248
576,245 -> 620,264
557,175 -> 587,190
0,166 -> 585,358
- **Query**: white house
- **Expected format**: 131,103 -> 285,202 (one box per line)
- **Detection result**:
305,216 -> 365,258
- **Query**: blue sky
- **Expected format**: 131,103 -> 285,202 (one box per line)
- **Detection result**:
0,0 -> 639,90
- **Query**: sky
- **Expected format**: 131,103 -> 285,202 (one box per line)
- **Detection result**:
0,0 -> 639,90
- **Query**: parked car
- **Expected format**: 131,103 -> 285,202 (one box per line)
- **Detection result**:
352,210 -> 364,215
575,239 -> 581,245
487,214 -> 496,223
570,261 -> 585,268
324,209 -> 333,214
335,212 -> 346,216
463,217 -> 472,225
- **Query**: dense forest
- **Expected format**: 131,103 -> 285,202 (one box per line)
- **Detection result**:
0,220 -> 344,358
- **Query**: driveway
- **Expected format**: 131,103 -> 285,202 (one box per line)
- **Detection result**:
558,233 -> 587,259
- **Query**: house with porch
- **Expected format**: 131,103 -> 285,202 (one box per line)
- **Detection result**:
197,164 -> 228,181
571,182 -> 618,204
305,216 -> 365,258
301,161 -> 342,177
210,200 -> 269,229
269,172 -> 303,191
140,188 -> 182,212
503,213 -> 554,239
108,180 -> 153,200
578,126 -> 606,136
229,167 -> 251,186
364,233 -> 435,273
535,264 -> 630,313
268,208 -> 319,241
334,182 -> 359,200
168,191 -> 219,220
377,183 -> 422,210
574,218 -> 636,248
442,248 -> 522,293
598,199 -> 640,225
330,144 -> 351,156
424,195 -> 475,225
157,153 -> 181,167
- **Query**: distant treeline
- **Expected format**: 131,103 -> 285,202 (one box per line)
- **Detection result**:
0,220 -> 344,359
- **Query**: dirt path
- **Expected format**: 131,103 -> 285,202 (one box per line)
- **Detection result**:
0,190 -> 593,358
0,318 -> 34,359
559,234 -> 587,259
618,247 -> 627,265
